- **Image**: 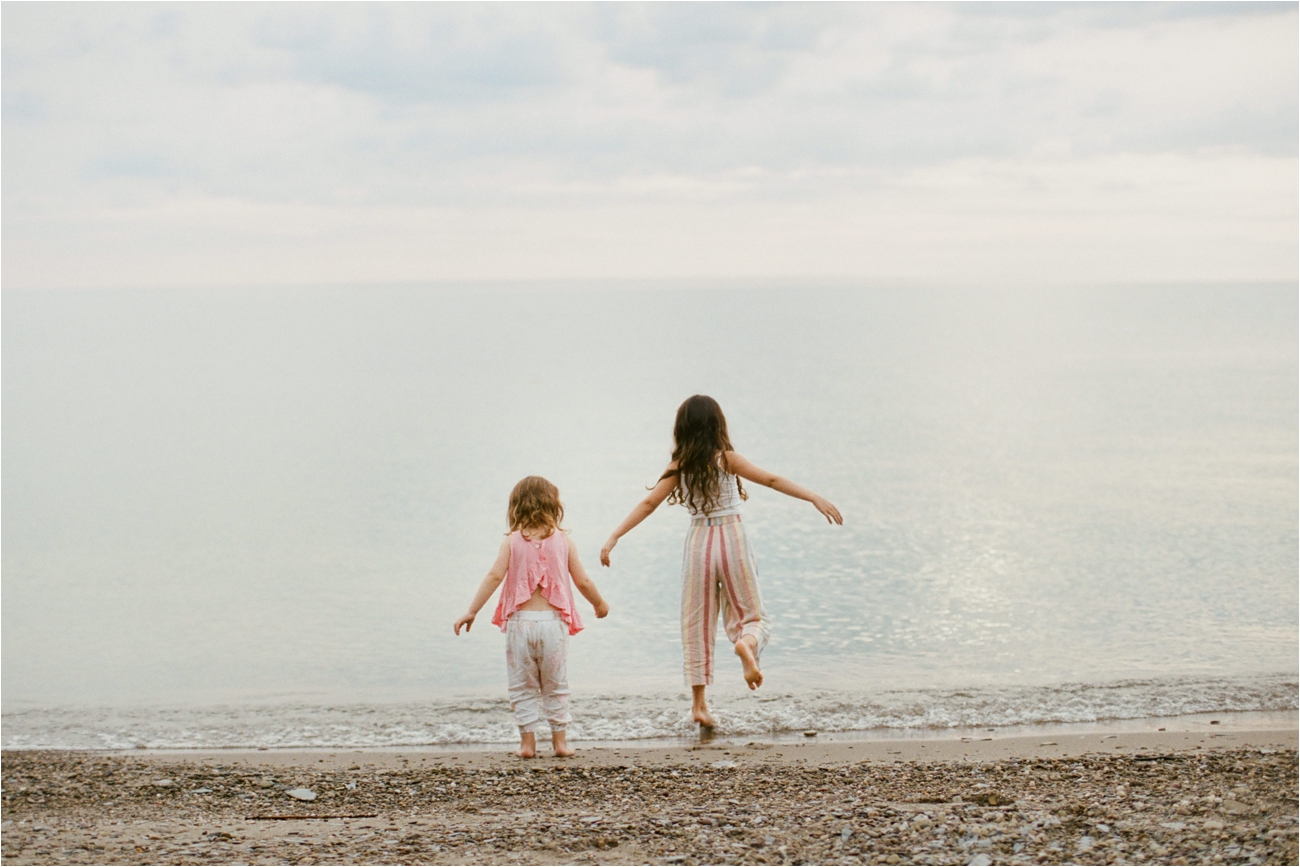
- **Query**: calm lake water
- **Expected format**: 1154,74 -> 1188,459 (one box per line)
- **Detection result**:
3,283 -> 1296,747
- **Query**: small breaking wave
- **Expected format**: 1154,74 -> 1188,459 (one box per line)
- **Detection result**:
3,674 -> 1294,750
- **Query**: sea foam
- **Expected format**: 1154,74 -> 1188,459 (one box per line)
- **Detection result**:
4,673 -> 1294,750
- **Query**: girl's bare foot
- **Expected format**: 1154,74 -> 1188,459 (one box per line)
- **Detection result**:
735,635 -> 763,689
552,730 -> 575,758
691,685 -> 716,728
517,732 -> 537,759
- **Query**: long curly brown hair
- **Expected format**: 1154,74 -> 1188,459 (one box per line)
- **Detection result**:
508,476 -> 564,536
660,395 -> 747,514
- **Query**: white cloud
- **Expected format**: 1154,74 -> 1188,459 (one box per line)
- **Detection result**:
2,2 -> 1295,289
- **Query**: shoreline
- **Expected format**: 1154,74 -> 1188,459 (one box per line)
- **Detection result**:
95,710 -> 1300,769
5,708 -> 1294,756
98,712 -> 1300,759
3,718 -> 1295,865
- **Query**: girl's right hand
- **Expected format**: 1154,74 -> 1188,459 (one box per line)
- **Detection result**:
453,613 -> 475,635
599,537 -> 616,567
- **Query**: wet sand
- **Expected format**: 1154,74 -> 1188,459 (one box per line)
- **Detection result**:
2,722 -> 1296,865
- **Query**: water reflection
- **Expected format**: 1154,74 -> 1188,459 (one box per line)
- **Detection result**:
2,284 -> 1296,708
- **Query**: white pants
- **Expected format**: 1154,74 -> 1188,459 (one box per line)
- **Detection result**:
506,610 -> 571,733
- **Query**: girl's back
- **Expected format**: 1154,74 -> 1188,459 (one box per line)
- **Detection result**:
679,460 -> 743,518
493,530 -> 583,635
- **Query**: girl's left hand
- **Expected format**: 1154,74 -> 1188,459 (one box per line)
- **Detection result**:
812,496 -> 843,525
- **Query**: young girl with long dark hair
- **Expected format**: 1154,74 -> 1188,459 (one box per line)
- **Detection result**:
600,395 -> 841,728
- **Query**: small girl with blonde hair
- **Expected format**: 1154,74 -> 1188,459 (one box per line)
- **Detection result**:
455,476 -> 609,758
601,395 -> 841,729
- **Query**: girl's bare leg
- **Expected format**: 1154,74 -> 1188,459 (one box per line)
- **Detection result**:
552,729 -> 574,757
517,731 -> 537,759
691,685 -> 716,728
734,634 -> 763,689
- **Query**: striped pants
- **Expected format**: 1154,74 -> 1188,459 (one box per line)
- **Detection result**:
681,514 -> 771,686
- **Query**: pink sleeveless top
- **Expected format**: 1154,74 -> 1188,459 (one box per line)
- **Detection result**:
491,530 -> 584,635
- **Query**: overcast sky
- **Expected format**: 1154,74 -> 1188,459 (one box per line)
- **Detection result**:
3,2 -> 1296,290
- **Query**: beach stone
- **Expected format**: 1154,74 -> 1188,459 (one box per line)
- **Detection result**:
151,779 -> 173,788
285,788 -> 317,801
1223,799 -> 1250,814
1204,819 -> 1225,831
711,760 -> 737,769
1076,835 -> 1096,851
967,855 -> 992,866
3,743 -> 1295,867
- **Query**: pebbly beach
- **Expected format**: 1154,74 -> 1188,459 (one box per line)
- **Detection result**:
2,717 -> 1296,866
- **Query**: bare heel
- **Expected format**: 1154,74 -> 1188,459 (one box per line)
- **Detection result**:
691,684 -> 716,729
735,636 -> 763,689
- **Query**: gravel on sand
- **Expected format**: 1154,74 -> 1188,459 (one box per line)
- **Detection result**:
3,745 -> 1296,865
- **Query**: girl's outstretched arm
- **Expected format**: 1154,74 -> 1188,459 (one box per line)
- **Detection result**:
600,465 -> 678,566
453,537 -> 511,634
724,451 -> 843,525
567,537 -> 610,617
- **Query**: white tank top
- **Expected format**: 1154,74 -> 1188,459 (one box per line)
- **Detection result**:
682,466 -> 743,518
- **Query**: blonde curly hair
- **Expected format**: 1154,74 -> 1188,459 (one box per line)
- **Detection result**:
507,476 -> 565,534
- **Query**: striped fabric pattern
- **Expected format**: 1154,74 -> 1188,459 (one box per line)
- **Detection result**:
680,514 -> 771,686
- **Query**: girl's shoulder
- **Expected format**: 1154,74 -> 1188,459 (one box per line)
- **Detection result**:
542,529 -> 572,558
515,526 -> 566,543
507,528 -> 538,547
